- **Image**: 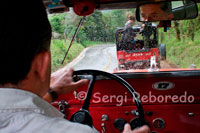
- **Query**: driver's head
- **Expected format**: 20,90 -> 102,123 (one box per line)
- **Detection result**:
0,0 -> 52,90
140,2 -> 174,21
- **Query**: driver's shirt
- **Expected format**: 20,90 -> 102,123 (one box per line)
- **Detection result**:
0,88 -> 97,133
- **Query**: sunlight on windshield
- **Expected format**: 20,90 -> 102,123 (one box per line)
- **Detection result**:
49,8 -> 200,72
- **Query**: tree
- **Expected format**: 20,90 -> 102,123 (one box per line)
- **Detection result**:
49,14 -> 65,35
49,9 -> 137,44
173,21 -> 181,41
187,20 -> 195,41
83,11 -> 106,42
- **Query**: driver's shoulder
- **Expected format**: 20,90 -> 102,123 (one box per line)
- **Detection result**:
40,116 -> 97,133
26,113 -> 97,133
0,111 -> 96,133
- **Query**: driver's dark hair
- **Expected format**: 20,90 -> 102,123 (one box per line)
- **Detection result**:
0,0 -> 52,85
160,2 -> 172,14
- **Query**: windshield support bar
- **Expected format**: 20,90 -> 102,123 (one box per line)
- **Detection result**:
61,16 -> 85,64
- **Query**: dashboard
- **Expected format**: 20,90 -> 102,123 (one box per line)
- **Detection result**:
52,70 -> 200,132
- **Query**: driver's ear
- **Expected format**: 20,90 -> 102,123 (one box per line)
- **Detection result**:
32,51 -> 51,82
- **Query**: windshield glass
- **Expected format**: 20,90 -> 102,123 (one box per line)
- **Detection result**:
49,7 -> 200,73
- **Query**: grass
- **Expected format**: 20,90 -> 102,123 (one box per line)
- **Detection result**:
51,39 -> 84,72
160,30 -> 200,68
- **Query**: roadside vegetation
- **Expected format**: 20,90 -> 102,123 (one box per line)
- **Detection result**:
51,40 -> 84,71
159,12 -> 200,68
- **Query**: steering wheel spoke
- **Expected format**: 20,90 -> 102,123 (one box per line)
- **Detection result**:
82,74 -> 96,111
71,70 -> 145,129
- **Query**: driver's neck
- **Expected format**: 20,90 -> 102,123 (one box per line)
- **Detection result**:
0,75 -> 44,98
0,83 -> 19,89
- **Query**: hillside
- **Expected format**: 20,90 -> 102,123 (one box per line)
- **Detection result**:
159,17 -> 200,68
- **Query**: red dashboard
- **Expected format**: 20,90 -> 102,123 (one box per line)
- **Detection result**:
53,70 -> 200,132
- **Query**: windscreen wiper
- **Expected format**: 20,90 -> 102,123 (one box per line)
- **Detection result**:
61,16 -> 85,64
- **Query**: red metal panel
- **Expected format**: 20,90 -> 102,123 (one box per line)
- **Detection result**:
53,73 -> 200,132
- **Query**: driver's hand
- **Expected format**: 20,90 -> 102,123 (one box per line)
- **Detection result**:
50,67 -> 88,95
123,124 -> 150,133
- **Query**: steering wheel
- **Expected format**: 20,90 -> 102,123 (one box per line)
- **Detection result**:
70,69 -> 145,129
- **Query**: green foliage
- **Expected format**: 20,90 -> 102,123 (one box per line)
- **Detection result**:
49,14 -> 65,34
49,9 -> 135,44
82,11 -> 103,41
51,39 -> 84,71
110,10 -> 126,27
159,15 -> 200,68
166,37 -> 200,68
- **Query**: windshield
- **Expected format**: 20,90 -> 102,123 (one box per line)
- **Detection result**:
49,7 -> 200,73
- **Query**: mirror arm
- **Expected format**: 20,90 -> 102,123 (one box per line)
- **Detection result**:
163,21 -> 171,32
158,21 -> 171,32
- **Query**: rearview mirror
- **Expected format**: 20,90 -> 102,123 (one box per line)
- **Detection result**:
136,0 -> 198,22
